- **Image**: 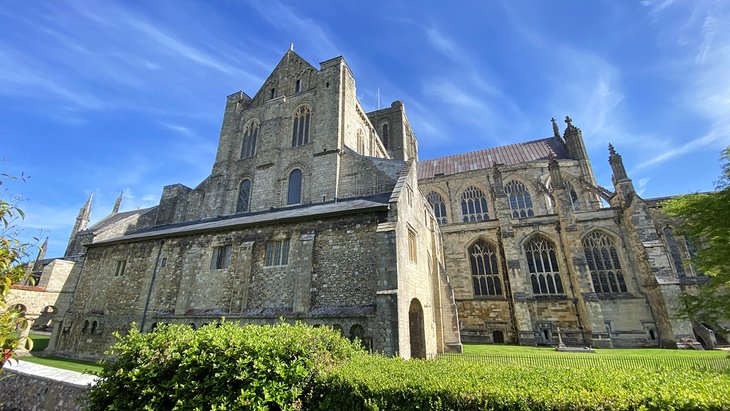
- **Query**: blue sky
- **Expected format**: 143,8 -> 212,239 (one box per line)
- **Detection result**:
3,0 -> 730,259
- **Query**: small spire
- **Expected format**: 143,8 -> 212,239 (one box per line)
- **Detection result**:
81,192 -> 93,221
608,143 -> 628,181
551,117 -> 560,139
112,191 -> 123,214
289,42 -> 294,51
608,143 -> 616,156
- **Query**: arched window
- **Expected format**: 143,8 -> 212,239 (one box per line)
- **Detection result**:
287,169 -> 303,205
426,191 -> 448,224
91,321 -> 98,334
291,106 -> 311,146
357,129 -> 365,154
241,121 -> 259,159
381,123 -> 390,149
525,235 -> 564,295
461,187 -> 489,222
350,324 -> 364,341
469,240 -> 502,296
565,180 -> 580,211
583,231 -> 627,293
82,320 -> 90,333
505,180 -> 534,218
236,179 -> 252,213
663,227 -> 686,277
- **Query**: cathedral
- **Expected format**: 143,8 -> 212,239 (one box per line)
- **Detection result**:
15,49 -> 716,360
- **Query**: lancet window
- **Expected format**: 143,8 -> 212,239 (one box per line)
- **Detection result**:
241,121 -> 259,159
291,106 -> 311,146
236,179 -> 252,213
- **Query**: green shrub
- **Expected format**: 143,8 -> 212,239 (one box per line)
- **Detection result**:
309,354 -> 730,411
86,321 -> 361,411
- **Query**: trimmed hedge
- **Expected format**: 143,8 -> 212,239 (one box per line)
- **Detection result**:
86,321 -> 361,411
309,354 -> 730,410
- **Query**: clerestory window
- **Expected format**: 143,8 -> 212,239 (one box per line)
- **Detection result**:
583,231 -> 627,294
461,187 -> 489,222
505,180 -> 534,218
469,240 -> 502,296
426,191 -> 448,224
525,235 -> 564,295
291,106 -> 311,146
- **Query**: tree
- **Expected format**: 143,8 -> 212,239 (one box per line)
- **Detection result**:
0,173 -> 32,368
662,147 -> 730,322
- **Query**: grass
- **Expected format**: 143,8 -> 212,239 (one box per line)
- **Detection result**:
462,343 -> 729,357
9,331 -> 104,375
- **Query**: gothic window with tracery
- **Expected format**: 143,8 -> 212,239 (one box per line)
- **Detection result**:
236,179 -> 252,213
461,187 -> 489,222
583,231 -> 627,293
469,240 -> 502,296
525,235 -> 564,295
426,191 -> 448,224
505,180 -> 534,218
241,121 -> 259,159
291,106 -> 311,146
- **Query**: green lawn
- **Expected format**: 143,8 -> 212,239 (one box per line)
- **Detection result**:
9,332 -> 104,375
462,343 -> 728,357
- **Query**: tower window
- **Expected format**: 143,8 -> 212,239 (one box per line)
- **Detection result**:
241,121 -> 259,159
114,260 -> 126,277
269,88 -> 275,99
381,123 -> 390,149
291,106 -> 311,146
237,179 -> 252,213
295,79 -> 302,93
287,169 -> 303,205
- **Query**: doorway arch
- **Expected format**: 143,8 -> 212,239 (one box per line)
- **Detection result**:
408,298 -> 426,358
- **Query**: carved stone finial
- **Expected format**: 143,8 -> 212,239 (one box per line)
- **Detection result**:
565,115 -> 573,127
112,191 -> 123,214
551,117 -> 560,139
289,42 -> 294,51
608,143 -> 616,156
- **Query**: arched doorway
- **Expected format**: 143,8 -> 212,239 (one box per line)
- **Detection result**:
408,298 -> 426,359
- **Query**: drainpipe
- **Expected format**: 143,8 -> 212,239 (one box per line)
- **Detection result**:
140,239 -> 165,332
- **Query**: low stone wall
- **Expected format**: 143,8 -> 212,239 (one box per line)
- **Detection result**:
0,360 -> 96,411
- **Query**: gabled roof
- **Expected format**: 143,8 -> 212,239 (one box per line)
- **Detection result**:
417,137 -> 571,179
251,48 -> 317,101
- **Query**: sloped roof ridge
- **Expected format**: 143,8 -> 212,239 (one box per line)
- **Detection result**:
417,136 -> 570,179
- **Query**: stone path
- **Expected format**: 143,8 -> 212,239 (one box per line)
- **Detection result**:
4,359 -> 99,386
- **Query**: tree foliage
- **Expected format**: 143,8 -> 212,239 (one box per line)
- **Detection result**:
0,173 -> 32,366
662,147 -> 730,322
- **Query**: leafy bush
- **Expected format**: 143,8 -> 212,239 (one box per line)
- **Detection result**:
86,321 -> 361,411
309,354 -> 730,410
